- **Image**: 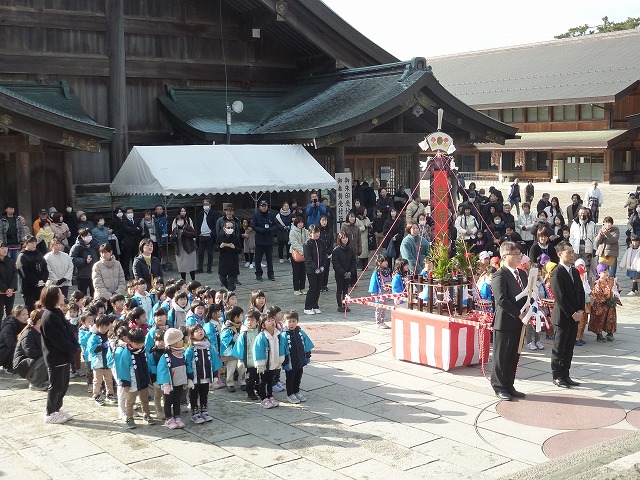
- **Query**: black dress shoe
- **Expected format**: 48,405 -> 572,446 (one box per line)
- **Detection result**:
564,377 -> 581,386
509,389 -> 526,398
495,391 -> 512,401
553,378 -> 570,388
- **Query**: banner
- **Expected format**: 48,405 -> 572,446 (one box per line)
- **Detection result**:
430,169 -> 451,245
335,172 -> 353,227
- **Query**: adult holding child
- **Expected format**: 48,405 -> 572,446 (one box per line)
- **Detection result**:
40,285 -> 80,423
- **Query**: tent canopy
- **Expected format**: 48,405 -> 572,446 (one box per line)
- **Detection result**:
109,144 -> 337,196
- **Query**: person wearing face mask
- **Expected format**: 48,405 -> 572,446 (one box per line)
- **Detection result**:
139,210 -> 161,258
215,220 -> 242,292
196,199 -> 219,274
119,208 -> 143,280
16,236 -> 49,311
35,218 -> 55,255
69,228 -> 98,296
91,216 -> 110,247
381,208 -> 405,262
44,239 -> 74,298
76,210 -> 95,233
171,214 -> 197,281
62,202 -> 79,244
569,207 -> 598,278
49,213 -> 71,251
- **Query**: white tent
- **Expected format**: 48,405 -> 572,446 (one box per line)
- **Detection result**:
109,144 -> 337,196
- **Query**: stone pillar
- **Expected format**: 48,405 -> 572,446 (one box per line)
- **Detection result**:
106,0 -> 127,179
16,152 -> 33,229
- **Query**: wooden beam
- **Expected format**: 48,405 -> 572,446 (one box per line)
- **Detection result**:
106,0 -> 127,178
341,133 -> 426,148
0,133 -> 43,153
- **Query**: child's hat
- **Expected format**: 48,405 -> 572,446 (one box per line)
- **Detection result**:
478,251 -> 491,261
574,258 -> 586,268
164,328 -> 183,346
539,253 -> 550,266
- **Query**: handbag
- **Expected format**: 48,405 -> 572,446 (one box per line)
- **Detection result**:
599,255 -> 615,267
291,250 -> 304,262
385,239 -> 395,258
368,231 -> 377,251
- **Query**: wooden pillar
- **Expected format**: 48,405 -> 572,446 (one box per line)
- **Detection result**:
106,0 -> 127,179
62,151 -> 74,205
16,152 -> 33,229
334,145 -> 344,174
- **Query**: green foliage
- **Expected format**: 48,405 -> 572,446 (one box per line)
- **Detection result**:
555,16 -> 640,39
428,235 -> 453,282
452,238 -> 478,277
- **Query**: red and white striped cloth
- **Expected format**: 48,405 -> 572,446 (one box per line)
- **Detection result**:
391,309 -> 490,371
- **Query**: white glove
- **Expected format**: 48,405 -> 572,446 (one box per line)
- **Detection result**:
256,365 -> 265,374
187,379 -> 194,390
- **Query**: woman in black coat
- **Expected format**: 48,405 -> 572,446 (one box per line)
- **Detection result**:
332,232 -> 357,312
16,236 -> 49,312
132,238 -> 162,290
303,224 -> 327,315
13,309 -> 48,389
318,215 -> 334,292
0,241 -> 18,318
0,305 -> 28,371
215,219 -> 242,292
381,208 -> 405,261
40,285 -> 79,424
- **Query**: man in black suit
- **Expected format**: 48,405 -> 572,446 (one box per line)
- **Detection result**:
196,199 -> 219,273
491,241 -> 528,401
549,240 -> 585,388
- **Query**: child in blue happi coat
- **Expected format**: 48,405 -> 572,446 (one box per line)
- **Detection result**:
145,307 -> 167,353
368,254 -> 393,329
147,328 -> 166,419
391,258 -> 410,306
253,313 -> 284,409
86,315 -> 116,406
167,291 -> 190,329
279,310 -> 314,404
156,327 -> 188,430
184,324 -> 222,424
204,303 -> 225,389
78,310 -> 95,393
114,327 -> 155,429
231,310 -> 261,401
219,305 -> 246,392
185,300 -> 205,326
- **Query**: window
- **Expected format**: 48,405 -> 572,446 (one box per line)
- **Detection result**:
479,152 -> 496,171
527,106 -> 548,122
579,103 -> 606,120
613,150 -> 632,172
501,151 -> 521,171
525,152 -> 548,171
552,105 -> 577,121
502,108 -> 523,123
487,109 -> 500,120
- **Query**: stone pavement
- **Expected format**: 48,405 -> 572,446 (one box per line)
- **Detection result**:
1,256 -> 639,480
2,180 -> 640,479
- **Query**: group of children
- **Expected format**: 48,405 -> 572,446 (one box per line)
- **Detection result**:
64,276 -> 315,429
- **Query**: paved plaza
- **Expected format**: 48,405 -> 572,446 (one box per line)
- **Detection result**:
1,182 -> 640,479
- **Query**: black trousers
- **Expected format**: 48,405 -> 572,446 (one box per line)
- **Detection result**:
22,286 -> 43,313
291,261 -> 306,291
254,244 -> 274,279
277,240 -> 289,260
321,258 -> 330,288
285,367 -> 304,396
305,272 -> 322,310
258,369 -> 277,400
245,366 -> 258,394
219,274 -> 238,292
77,278 -> 94,297
163,384 -> 184,418
189,382 -> 209,411
335,274 -> 350,308
490,328 -> 521,393
197,235 -> 215,271
46,363 -> 70,415
551,321 -> 578,379
0,293 -> 15,318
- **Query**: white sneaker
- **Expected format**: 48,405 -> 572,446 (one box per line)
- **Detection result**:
279,259 -> 285,264
191,413 -> 205,424
261,263 -> 267,267
273,382 -> 285,392
303,309 -> 315,315
300,289 -> 307,294
287,395 -> 300,404
244,261 -> 250,268
313,308 -> 321,314
535,341 -> 545,350
249,263 -> 254,269
59,409 -> 73,421
627,290 -> 637,296
293,290 -> 302,296
44,412 -> 67,424
294,392 -> 307,402
261,399 -> 274,409
526,342 -> 538,350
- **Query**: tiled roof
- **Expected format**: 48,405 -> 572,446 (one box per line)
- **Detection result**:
428,29 -> 640,109
474,129 -> 632,151
0,81 -> 114,140
159,61 -> 517,144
